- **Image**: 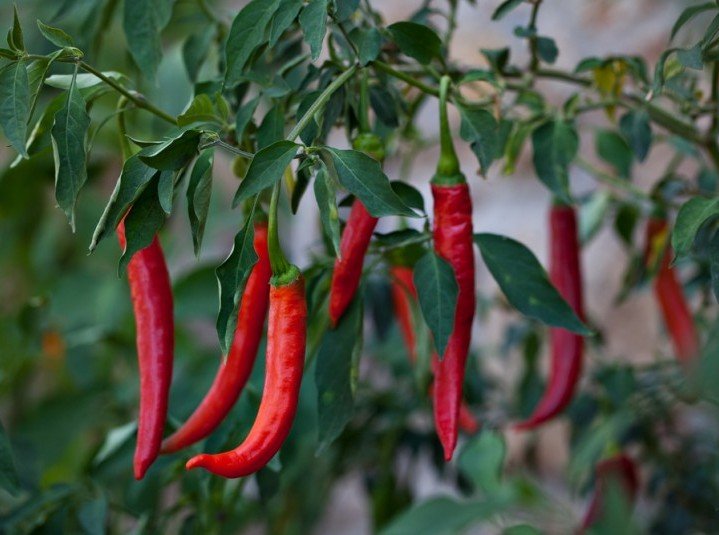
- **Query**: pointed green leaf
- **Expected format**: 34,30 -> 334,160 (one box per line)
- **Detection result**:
36,20 -> 74,47
474,233 -> 591,334
413,250 -> 459,357
235,96 -> 261,140
671,2 -> 717,39
177,94 -> 224,127
387,21 -> 441,65
123,0 -> 174,80
352,27 -> 382,66
119,178 -> 166,274
673,197 -> 719,258
322,147 -> 417,217
187,149 -> 214,255
316,293 -> 362,452
314,164 -> 340,256
381,498 -> 495,535
619,110 -> 652,162
459,106 -> 499,174
536,36 -> 558,64
596,130 -> 632,178
269,0 -> 304,47
157,170 -> 175,214
492,0 -> 525,20
224,0 -> 282,87
139,129 -> 201,170
233,140 -> 300,205
216,207 -> 259,353
458,431 -> 506,494
9,6 -> 24,51
299,0 -> 328,60
257,104 -> 285,149
531,119 -> 578,204
0,61 -> 30,157
182,27 -> 214,82
52,72 -> 90,229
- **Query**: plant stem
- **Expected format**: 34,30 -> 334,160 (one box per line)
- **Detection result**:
79,61 -> 177,125
287,63 -> 359,141
268,182 -> 291,277
436,76 -> 460,177
200,138 -> 254,159
528,0 -> 542,74
372,60 -> 440,97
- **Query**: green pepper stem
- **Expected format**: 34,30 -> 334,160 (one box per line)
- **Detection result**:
116,97 -> 133,160
436,76 -> 460,177
268,181 -> 291,278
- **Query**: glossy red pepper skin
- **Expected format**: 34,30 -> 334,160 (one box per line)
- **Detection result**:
329,200 -> 378,326
186,275 -> 306,478
117,222 -> 174,480
161,224 -> 272,454
431,183 -> 476,460
645,218 -> 699,362
390,265 -> 480,435
516,204 -> 584,430
580,454 -> 639,532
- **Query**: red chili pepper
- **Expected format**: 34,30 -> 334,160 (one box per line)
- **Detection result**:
580,453 -> 639,532
329,200 -> 378,326
516,203 -> 584,430
430,76 -> 476,461
117,221 -> 174,480
161,223 -> 272,454
390,265 -> 479,435
185,272 -> 306,478
645,218 -> 699,362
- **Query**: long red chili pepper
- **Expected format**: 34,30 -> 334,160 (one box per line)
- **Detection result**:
580,453 -> 639,532
186,184 -> 306,478
161,222 -> 272,454
117,221 -> 174,480
516,203 -> 584,430
430,76 -> 476,461
328,133 -> 385,326
645,218 -> 699,362
390,265 -> 479,435
329,200 -> 378,326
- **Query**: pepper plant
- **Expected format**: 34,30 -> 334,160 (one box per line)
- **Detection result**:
2,0 -> 719,533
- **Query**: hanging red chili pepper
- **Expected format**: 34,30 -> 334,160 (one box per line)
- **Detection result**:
430,76 -> 476,461
390,265 -> 479,435
516,202 -> 584,430
117,221 -> 174,480
186,184 -> 306,478
328,71 -> 385,327
645,218 -> 699,362
161,221 -> 272,454
580,453 -> 639,532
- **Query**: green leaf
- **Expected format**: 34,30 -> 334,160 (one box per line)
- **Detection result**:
381,498 -> 492,535
45,71 -> 126,90
182,27 -> 215,82
0,419 -> 20,495
299,0 -> 328,60
36,20 -> 74,47
369,85 -> 399,128
352,27 -> 382,66
52,72 -> 90,230
671,2 -> 717,40
257,104 -> 285,149
119,178 -> 166,274
579,190 -> 611,244
90,154 -> 158,251
8,5 -> 24,51
215,208 -> 259,353
413,251 -> 459,357
536,36 -> 558,64
677,44 -> 703,69
492,0 -> 525,20
157,170 -> 175,214
596,130 -> 632,178
77,495 -> 108,535
0,61 -> 30,157
177,94 -> 223,127
187,149 -> 214,256
233,140 -> 300,205
458,106 -> 499,174
474,233 -> 591,334
391,181 -> 425,214
673,197 -> 719,258
93,422 -> 137,466
619,110 -> 652,162
314,164 -> 341,257
531,119 -> 578,204
139,129 -> 202,170
316,293 -> 362,452
123,0 -> 174,81
322,147 -> 416,217
269,0 -> 304,47
387,21 -> 441,65
459,430 -> 506,494
26,55 -> 57,121
235,96 -> 261,140
224,0 -> 282,87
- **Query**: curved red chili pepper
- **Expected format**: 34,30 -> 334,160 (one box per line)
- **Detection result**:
161,223 -> 272,454
516,204 -> 584,430
645,218 -> 699,362
185,274 -> 306,478
329,200 -> 378,327
431,183 -> 476,460
390,265 -> 480,435
117,222 -> 174,480
580,453 -> 639,532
